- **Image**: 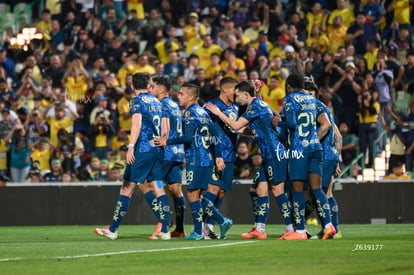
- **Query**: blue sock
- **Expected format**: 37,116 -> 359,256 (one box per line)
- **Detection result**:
275,193 -> 293,227
249,191 -> 259,223
189,201 -> 203,235
313,188 -> 332,227
204,192 -> 217,226
109,195 -> 130,232
207,196 -> 223,226
202,197 -> 224,225
174,196 -> 186,232
215,197 -> 223,210
328,197 -> 339,232
291,191 -> 305,230
256,196 -> 269,225
157,195 -> 170,233
144,191 -> 160,221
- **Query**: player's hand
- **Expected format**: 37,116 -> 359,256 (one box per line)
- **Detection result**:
334,165 -> 341,177
271,110 -> 281,126
215,157 -> 225,171
126,148 -> 135,164
153,134 -> 167,147
205,103 -> 220,116
251,80 -> 262,93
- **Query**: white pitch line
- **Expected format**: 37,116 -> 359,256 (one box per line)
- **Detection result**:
0,241 -> 257,262
0,257 -> 23,262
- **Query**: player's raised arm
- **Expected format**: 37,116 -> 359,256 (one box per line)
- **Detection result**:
205,103 -> 249,131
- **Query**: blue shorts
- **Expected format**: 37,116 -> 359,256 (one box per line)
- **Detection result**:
289,150 -> 323,181
123,152 -> 164,184
162,161 -> 183,184
252,158 -> 287,187
210,162 -> 234,191
186,165 -> 213,191
321,159 -> 339,188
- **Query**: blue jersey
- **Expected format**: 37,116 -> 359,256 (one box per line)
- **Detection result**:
129,92 -> 163,153
205,98 -> 239,162
316,100 -> 339,161
183,103 -> 213,167
242,98 -> 285,160
161,97 -> 184,162
282,90 -> 322,154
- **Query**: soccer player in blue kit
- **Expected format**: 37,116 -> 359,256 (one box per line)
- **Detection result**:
204,76 -> 239,239
304,76 -> 342,239
278,73 -> 336,240
206,80 -> 293,240
148,76 -> 187,238
154,83 -> 233,240
94,73 -> 171,240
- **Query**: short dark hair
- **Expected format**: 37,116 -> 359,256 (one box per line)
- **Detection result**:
235,80 -> 255,97
220,77 -> 238,88
357,11 -> 366,17
152,76 -> 172,91
132,73 -> 150,90
286,73 -> 304,90
182,83 -> 200,98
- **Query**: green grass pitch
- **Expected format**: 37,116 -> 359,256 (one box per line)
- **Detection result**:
1,224 -> 413,274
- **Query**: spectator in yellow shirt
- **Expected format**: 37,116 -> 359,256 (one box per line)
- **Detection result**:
326,15 -> 348,53
184,12 -> 206,54
328,0 -> 355,27
244,16 -> 269,42
390,0 -> 411,26
306,25 -> 330,54
133,54 -> 155,75
363,40 -> 379,71
48,103 -> 77,147
31,138 -> 51,175
205,53 -> 222,80
259,75 -> 285,113
62,57 -> 89,101
306,3 -> 328,38
193,35 -> 223,70
36,9 -> 52,35
117,89 -> 134,132
154,26 -> 181,64
0,138 -> 7,176
384,162 -> 411,180
220,48 -> 246,79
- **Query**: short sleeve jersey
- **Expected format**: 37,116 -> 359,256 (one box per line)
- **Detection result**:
161,97 -> 184,162
283,90 -> 322,154
242,98 -> 285,160
129,92 -> 163,153
183,103 -> 213,167
205,97 -> 239,162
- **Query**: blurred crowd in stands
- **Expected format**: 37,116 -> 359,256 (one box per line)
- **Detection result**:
1,0 -> 414,183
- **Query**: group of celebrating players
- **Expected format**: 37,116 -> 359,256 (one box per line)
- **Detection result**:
94,71 -> 341,241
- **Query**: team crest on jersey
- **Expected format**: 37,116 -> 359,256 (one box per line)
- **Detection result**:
185,111 -> 190,124
228,112 -> 237,121
259,101 -> 267,107
196,108 -> 204,116
302,140 -> 309,147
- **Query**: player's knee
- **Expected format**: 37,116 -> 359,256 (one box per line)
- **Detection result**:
121,180 -> 135,196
